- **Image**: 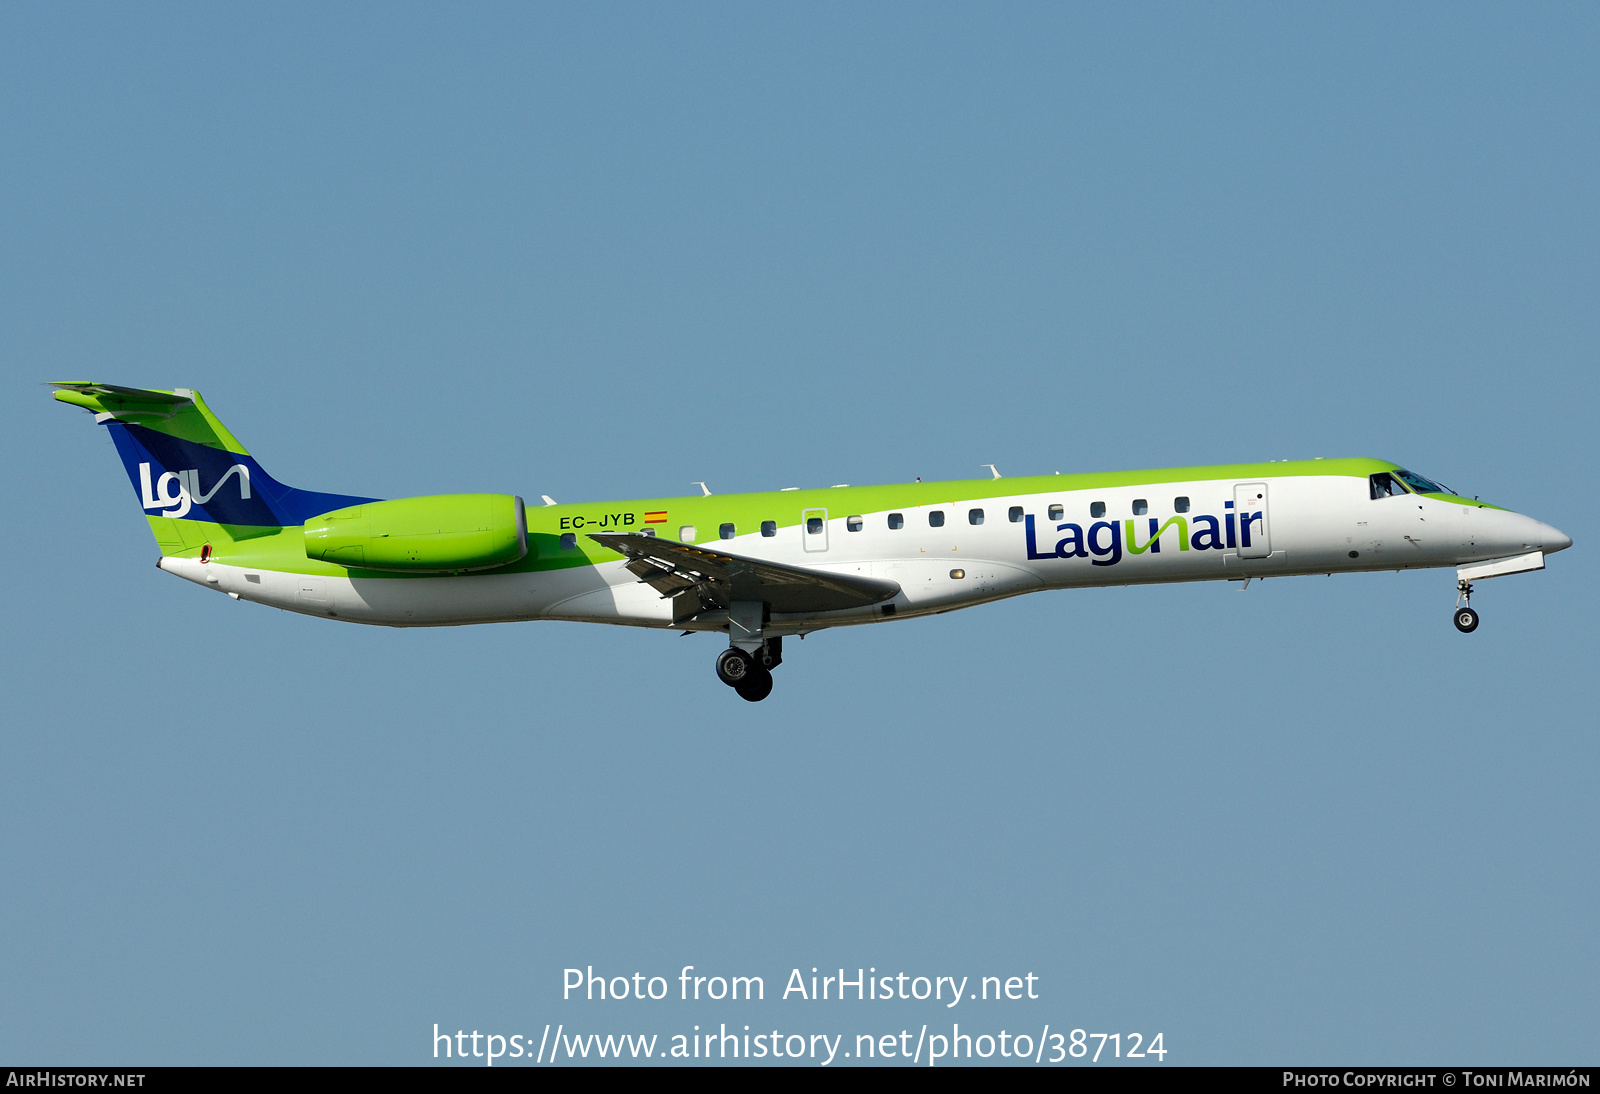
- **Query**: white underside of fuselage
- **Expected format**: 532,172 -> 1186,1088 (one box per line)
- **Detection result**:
157,475 -> 1567,632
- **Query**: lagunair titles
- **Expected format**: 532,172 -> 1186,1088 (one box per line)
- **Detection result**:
1024,502 -> 1258,566
53,383 -> 1572,702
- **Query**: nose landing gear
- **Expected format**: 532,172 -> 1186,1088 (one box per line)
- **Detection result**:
1454,580 -> 1479,633
734,666 -> 774,702
715,647 -> 755,686
714,638 -> 781,702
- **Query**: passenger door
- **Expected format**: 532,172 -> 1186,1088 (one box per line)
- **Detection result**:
802,508 -> 829,553
1234,483 -> 1271,559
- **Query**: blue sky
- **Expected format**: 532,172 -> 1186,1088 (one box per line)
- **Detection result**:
2,3 -> 1595,1065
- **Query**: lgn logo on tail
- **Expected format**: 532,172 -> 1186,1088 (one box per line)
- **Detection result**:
139,461 -> 250,519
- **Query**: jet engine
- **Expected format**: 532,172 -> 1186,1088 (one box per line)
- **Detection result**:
303,494 -> 527,572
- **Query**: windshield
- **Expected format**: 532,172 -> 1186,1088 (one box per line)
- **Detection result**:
1392,468 -> 1455,495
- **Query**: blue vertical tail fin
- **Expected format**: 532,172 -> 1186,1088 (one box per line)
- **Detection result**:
52,383 -> 378,538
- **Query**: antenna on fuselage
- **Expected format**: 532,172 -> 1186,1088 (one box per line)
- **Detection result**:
982,464 -> 1002,479
692,482 -> 712,496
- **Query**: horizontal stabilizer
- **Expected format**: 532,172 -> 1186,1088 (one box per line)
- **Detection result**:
51,382 -> 191,402
589,532 -> 900,615
51,382 -> 193,419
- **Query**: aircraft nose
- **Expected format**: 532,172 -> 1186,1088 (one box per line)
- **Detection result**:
1540,523 -> 1573,553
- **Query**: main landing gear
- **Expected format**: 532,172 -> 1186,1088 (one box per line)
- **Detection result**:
1454,579 -> 1480,633
715,638 -> 782,702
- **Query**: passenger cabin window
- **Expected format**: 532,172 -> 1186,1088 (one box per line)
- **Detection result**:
761,520 -> 777,537
1009,506 -> 1023,523
720,522 -> 736,540
806,517 -> 824,535
1369,473 -> 1408,499
679,525 -> 696,542
1174,496 -> 1190,513
928,511 -> 945,528
1132,499 -> 1148,515
847,516 -> 863,532
1048,504 -> 1063,521
559,533 -> 577,550
888,513 -> 904,530
1090,501 -> 1106,518
969,508 -> 984,525
639,528 -> 656,538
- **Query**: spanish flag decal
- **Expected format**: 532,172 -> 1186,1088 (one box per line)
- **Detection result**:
644,511 -> 667,524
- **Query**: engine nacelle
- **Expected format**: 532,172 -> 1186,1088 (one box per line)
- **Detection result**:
303,494 -> 527,572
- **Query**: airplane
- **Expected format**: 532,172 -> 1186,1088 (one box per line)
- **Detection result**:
53,382 -> 1572,701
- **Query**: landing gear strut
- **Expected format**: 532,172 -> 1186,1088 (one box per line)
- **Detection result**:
715,637 -> 781,702
1454,580 -> 1479,633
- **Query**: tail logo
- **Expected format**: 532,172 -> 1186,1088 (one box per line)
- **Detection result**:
139,461 -> 251,519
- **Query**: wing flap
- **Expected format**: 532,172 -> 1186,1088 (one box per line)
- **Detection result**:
589,532 -> 900,614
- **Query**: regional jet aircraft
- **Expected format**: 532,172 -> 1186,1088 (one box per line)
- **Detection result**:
53,383 -> 1572,701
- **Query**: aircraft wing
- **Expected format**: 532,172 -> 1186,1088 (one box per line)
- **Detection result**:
588,532 -> 901,615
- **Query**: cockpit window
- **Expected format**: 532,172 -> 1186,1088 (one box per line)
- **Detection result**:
1370,472 -> 1408,499
1392,468 -> 1455,495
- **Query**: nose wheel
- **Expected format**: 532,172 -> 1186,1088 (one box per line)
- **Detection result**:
715,642 -> 779,701
734,667 -> 773,702
715,647 -> 754,687
1453,580 -> 1480,633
